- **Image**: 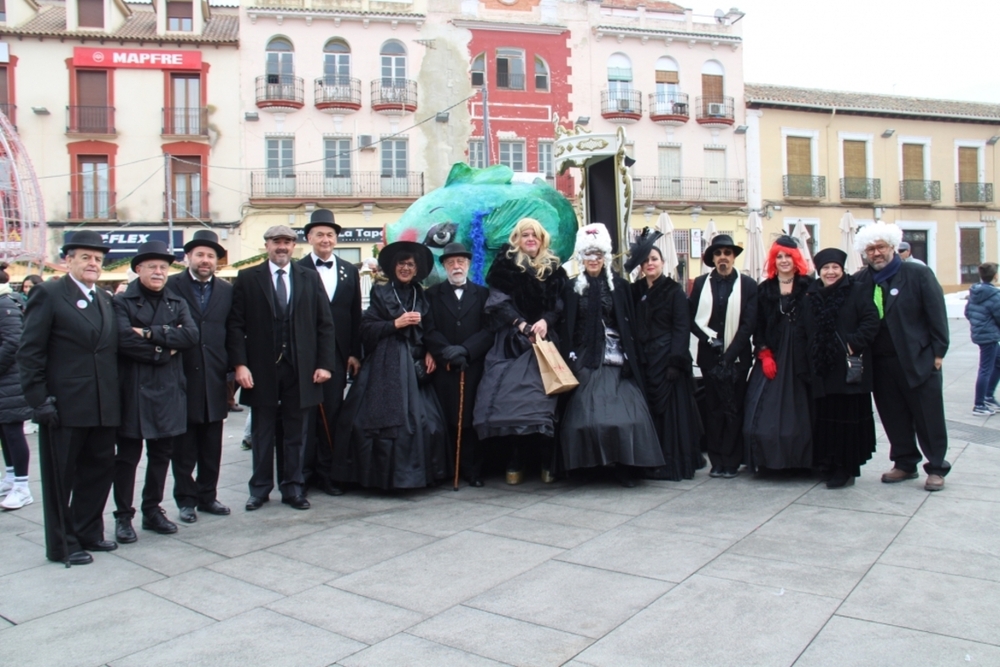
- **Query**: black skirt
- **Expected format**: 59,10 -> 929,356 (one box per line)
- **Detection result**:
646,376 -> 704,481
812,392 -> 876,477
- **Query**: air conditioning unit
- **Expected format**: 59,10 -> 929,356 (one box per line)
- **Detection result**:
617,98 -> 632,112
358,135 -> 375,150
707,103 -> 725,116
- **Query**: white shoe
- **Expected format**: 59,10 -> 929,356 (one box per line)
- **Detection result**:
1,486 -> 33,510
0,477 -> 12,497
22,422 -> 38,435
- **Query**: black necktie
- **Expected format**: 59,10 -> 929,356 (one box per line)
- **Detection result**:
275,269 -> 288,314
88,289 -> 96,302
316,260 -> 333,269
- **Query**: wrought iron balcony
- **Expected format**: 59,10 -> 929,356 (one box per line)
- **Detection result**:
956,182 -> 994,205
249,171 -> 425,199
495,72 -> 525,90
314,77 -> 362,113
600,89 -> 643,124
695,96 -> 735,126
255,75 -> 305,111
68,191 -> 115,220
632,176 -> 746,203
162,107 -> 209,136
66,106 -> 115,134
648,92 -> 689,125
370,79 -> 417,115
164,191 -> 209,220
783,175 -> 826,199
899,180 -> 941,203
840,177 -> 881,201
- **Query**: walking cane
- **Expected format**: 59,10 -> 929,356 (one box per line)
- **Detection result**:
44,422 -> 72,568
453,370 -> 466,491
318,404 -> 335,454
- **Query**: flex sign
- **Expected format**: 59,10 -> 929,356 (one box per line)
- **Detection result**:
63,230 -> 185,261
73,47 -> 201,70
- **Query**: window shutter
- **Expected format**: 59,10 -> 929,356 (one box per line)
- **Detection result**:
843,140 -> 867,179
78,0 -> 104,28
0,67 -> 8,106
958,147 -> 979,183
658,146 -> 681,178
167,1 -> 192,18
704,148 -> 726,179
902,144 -> 924,180
701,74 -> 723,101
171,155 -> 200,174
786,136 -> 812,176
656,70 -> 679,84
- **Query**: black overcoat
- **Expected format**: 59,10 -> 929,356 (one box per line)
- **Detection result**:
631,275 -> 692,412
166,271 -> 233,424
298,255 -> 362,364
754,276 -> 812,378
689,272 -> 758,371
18,277 -> 120,427
0,292 -> 32,424
226,261 -> 337,409
114,280 -> 199,440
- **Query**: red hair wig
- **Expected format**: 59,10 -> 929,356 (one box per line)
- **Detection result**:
765,242 -> 809,279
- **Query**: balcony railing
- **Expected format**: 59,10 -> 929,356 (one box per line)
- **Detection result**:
648,92 -> 689,123
632,176 -> 746,203
600,89 -> 643,121
695,96 -> 735,125
314,76 -> 362,111
840,177 -> 881,200
68,191 -> 115,220
165,191 -> 209,219
255,75 -> 305,109
956,182 -> 994,205
0,103 -> 14,127
162,107 -> 209,136
783,174 -> 826,199
66,106 -> 115,134
370,79 -> 417,113
496,72 -> 525,90
250,171 -> 425,199
900,180 -> 941,203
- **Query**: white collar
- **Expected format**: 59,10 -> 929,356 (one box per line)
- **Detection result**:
188,269 -> 213,284
269,261 -> 291,275
68,274 -> 96,298
311,253 -> 335,267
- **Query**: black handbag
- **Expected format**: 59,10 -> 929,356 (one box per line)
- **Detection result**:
837,333 -> 863,385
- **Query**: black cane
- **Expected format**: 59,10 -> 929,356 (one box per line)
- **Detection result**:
44,421 -> 72,568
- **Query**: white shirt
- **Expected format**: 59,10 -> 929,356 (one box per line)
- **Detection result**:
68,274 -> 96,301
188,269 -> 213,284
269,261 -> 291,304
449,280 -> 466,301
311,253 -> 338,301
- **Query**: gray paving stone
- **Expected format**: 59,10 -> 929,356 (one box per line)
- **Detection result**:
793,473 -> 930,516
267,584 -> 425,644
575,574 -> 839,666
891,495 -> 1000,557
112,607 -> 364,667
0,534 -> 50,577
332,531 -> 561,614
545,481 -> 683,516
727,534 -> 884,574
510,501 -> 633,531
267,520 -> 434,573
467,560 -> 673,638
0,588 -> 212,667
878,542 -> 1000,583
410,605 -> 593,667
207,550 -> 340,595
698,552 -> 864,598
447,485 -> 549,509
473,514 -> 602,549
339,633 -> 506,667
142,567 -> 283,620
361,499 -> 514,537
0,511 -> 40,536
112,532 -> 227,576
750,503 -> 909,552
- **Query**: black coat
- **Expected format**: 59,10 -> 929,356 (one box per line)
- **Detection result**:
804,276 -> 880,396
485,246 -> 568,333
424,280 -> 493,426
298,255 -> 362,364
854,261 -> 949,388
226,262 -> 336,409
632,275 -> 691,411
689,271 -> 758,371
114,281 -> 199,440
754,276 -> 812,378
166,272 -> 233,424
0,292 -> 31,424
18,277 -> 120,428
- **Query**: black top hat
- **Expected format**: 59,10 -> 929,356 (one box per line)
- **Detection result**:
702,234 -> 743,267
378,241 -> 434,283
183,230 -> 227,258
813,247 -> 847,271
131,240 -> 176,271
438,242 -> 473,263
61,230 -> 111,255
303,209 -> 342,236
624,227 -> 664,273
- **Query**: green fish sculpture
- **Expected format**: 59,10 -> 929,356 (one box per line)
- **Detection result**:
384,163 -> 578,285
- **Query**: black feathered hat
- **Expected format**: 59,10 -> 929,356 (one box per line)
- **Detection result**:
624,227 -> 664,273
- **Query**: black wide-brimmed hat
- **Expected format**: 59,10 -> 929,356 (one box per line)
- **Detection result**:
813,247 -> 847,270
183,229 -> 227,258
438,242 -> 472,264
378,241 -> 434,283
303,208 -> 342,236
624,227 -> 664,273
131,240 -> 176,271
61,230 -> 111,255
702,234 -> 743,267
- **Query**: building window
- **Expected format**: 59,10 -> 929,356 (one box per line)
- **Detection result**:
380,40 -> 407,85
334,248 -> 361,263
78,0 -> 104,29
538,141 -> 553,177
0,0 -> 6,22
471,53 -> 485,87
499,141 -> 524,172
657,145 -> 682,197
166,73 -> 201,135
496,48 -> 525,90
76,155 -> 111,219
266,37 -> 294,82
381,138 -> 409,196
324,138 -> 351,196
957,146 -> 983,203
902,229 -> 928,264
71,69 -> 112,133
606,53 -> 634,112
166,0 -> 193,31
960,227 -> 984,284
265,137 -> 294,195
653,56 -> 681,112
0,65 -> 11,126
169,156 -> 202,219
468,140 -> 485,169
534,56 -> 549,92
701,60 -> 724,102
323,39 -> 351,85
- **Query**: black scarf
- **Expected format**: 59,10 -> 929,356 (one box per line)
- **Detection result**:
871,254 -> 903,284
808,275 -> 850,377
580,271 -> 609,370
137,281 -> 165,317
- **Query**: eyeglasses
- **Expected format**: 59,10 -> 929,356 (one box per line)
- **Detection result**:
714,249 -> 734,257
864,244 -> 892,255
397,261 -> 417,269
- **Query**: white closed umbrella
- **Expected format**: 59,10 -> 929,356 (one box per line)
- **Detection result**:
701,218 -> 719,275
656,211 -> 679,279
791,219 -> 815,274
742,211 -> 766,283
839,211 -> 864,274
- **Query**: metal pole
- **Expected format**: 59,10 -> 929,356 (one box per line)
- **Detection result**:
165,154 -> 174,254
482,74 -> 492,166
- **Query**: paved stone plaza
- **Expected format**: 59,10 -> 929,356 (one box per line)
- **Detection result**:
1,318 -> 998,667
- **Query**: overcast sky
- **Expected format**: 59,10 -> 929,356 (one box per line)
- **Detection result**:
690,0 -> 1000,104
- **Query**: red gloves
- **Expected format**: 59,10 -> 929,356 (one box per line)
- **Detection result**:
758,348 -> 777,380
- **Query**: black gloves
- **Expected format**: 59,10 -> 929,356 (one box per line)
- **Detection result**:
442,345 -> 467,363
33,396 -> 59,428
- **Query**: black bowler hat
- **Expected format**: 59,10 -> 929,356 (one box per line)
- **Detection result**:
378,241 -> 434,283
438,242 -> 472,264
813,247 -> 847,271
61,230 -> 111,255
183,230 -> 227,258
303,209 -> 342,236
624,227 -> 664,273
130,240 -> 176,271
702,234 -> 743,267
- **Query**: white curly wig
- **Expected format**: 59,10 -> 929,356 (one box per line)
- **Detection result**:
854,222 -> 903,254
574,223 -> 616,294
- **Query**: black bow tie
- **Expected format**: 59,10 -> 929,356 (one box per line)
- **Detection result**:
450,282 -> 466,291
316,259 -> 334,269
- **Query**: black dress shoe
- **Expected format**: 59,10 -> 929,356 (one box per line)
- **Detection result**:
316,480 -> 345,497
142,510 -> 179,534
178,507 -> 198,524
469,478 -> 484,488
81,540 -> 118,552
67,551 -> 94,565
282,495 -> 310,510
197,500 -> 231,515
245,495 -> 267,511
709,466 -> 724,478
722,468 -> 740,479
115,517 -> 138,544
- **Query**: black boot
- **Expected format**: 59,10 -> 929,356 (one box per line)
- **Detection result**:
615,464 -> 637,488
826,468 -> 855,489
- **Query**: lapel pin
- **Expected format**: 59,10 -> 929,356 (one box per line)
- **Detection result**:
76,299 -> 88,309
890,288 -> 899,296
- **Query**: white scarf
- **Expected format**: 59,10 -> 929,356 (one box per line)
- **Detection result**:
694,271 -> 742,352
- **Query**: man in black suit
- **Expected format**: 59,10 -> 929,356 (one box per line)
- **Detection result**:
167,230 -> 233,523
227,225 -> 336,511
424,243 -> 493,486
854,222 -> 950,492
18,231 -> 120,565
297,209 -> 361,497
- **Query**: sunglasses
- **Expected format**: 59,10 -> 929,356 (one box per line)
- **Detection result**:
714,249 -> 735,257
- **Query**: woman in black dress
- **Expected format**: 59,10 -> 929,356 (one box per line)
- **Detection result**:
334,241 -> 448,490
744,235 -> 813,474
804,248 -> 880,488
627,230 -> 704,481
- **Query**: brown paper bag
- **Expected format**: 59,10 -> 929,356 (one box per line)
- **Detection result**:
533,339 -> 579,395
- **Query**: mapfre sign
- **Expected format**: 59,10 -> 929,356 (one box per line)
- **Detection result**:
73,47 -> 201,70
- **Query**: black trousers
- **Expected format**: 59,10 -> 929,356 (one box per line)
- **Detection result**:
302,355 -> 347,487
1,421 -> 30,476
38,424 -> 115,561
172,420 -> 224,508
873,355 -> 951,477
114,436 -> 173,518
250,359 -> 308,499
702,368 -> 748,469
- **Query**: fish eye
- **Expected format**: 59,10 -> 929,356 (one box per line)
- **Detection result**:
423,222 -> 456,248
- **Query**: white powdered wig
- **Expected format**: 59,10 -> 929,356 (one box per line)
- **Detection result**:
573,223 -> 616,294
854,222 -> 903,254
